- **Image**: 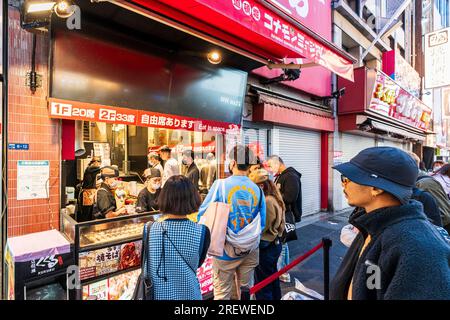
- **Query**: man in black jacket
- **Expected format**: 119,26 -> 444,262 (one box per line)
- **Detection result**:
267,155 -> 302,222
267,155 -> 302,283
332,147 -> 450,300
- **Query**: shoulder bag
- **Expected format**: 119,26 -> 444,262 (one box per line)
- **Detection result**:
132,221 -> 154,300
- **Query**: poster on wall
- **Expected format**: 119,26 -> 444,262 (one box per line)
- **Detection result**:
17,161 -> 50,200
425,27 -> 450,89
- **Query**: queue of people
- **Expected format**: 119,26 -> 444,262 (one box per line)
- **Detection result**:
80,143 -> 450,300
136,145 -> 302,300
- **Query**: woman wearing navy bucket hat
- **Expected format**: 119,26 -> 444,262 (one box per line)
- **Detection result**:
330,147 -> 450,300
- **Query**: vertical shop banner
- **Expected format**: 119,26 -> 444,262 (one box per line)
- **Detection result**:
369,71 -> 432,132
425,27 -> 450,89
16,161 -> 50,200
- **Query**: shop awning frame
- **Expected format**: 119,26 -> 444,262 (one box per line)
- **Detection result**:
356,115 -> 426,141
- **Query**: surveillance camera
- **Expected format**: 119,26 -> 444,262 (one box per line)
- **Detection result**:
339,87 -> 346,97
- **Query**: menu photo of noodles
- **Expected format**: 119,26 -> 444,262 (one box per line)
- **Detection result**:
118,241 -> 142,270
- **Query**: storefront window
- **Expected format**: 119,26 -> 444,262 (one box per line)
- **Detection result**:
76,122 -> 220,190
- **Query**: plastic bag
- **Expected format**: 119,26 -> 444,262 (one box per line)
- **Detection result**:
281,291 -> 313,300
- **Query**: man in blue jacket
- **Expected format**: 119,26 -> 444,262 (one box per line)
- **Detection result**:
332,147 -> 450,300
198,145 -> 266,300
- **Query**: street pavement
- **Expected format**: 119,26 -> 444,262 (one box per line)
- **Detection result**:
279,209 -> 353,299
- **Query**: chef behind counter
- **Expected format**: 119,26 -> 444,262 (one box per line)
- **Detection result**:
135,168 -> 161,213
93,166 -> 127,219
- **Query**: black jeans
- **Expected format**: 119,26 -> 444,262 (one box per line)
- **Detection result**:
255,240 -> 283,300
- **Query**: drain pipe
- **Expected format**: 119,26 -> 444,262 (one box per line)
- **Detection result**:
1,0 -> 9,300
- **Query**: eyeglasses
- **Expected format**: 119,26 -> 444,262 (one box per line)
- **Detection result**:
341,175 -> 351,184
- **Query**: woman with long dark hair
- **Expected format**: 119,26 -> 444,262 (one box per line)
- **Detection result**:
249,169 -> 285,300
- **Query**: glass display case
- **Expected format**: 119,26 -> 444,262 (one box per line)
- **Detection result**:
61,210 -> 162,300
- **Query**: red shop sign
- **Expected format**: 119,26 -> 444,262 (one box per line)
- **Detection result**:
265,0 -> 332,41
369,71 -> 432,132
137,0 -> 354,81
48,98 -> 241,133
197,0 -> 353,81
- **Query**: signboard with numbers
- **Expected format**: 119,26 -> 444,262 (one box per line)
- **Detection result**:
425,27 -> 450,89
48,98 -> 241,134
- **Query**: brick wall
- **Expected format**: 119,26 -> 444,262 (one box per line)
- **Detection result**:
7,7 -> 61,237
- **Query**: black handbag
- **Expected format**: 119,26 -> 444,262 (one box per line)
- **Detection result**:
281,210 -> 298,243
132,221 -> 154,300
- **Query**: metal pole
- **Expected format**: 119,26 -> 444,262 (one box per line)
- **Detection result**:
322,237 -> 332,301
1,0 -> 8,300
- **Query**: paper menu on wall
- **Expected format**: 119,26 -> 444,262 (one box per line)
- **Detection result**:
93,143 -> 111,167
17,161 -> 50,200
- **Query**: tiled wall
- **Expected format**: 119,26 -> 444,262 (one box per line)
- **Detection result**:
7,8 -> 61,237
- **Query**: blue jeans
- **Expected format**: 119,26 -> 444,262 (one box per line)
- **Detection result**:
255,240 -> 283,300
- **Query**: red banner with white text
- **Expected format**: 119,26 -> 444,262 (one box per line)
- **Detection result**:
48,99 -> 241,134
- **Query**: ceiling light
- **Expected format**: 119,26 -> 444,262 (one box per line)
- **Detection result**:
54,0 -> 76,18
207,51 -> 222,64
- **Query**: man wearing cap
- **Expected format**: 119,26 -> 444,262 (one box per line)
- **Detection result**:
159,145 -> 180,187
331,147 -> 450,300
93,166 -> 127,219
136,168 -> 161,213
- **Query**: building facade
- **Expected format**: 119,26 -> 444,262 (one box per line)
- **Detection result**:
331,0 -> 435,211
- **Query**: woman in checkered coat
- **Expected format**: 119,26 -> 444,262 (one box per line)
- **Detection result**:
147,175 -> 211,300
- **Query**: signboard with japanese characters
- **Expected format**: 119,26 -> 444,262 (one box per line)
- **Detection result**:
196,0 -> 354,81
197,255 -> 214,295
425,27 -> 450,89
369,71 -> 432,132
79,241 -> 142,281
48,99 -> 241,134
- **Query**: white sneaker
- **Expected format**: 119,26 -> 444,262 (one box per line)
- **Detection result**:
279,273 -> 291,283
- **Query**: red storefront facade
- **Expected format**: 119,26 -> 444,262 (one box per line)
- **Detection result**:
5,0 -> 356,238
